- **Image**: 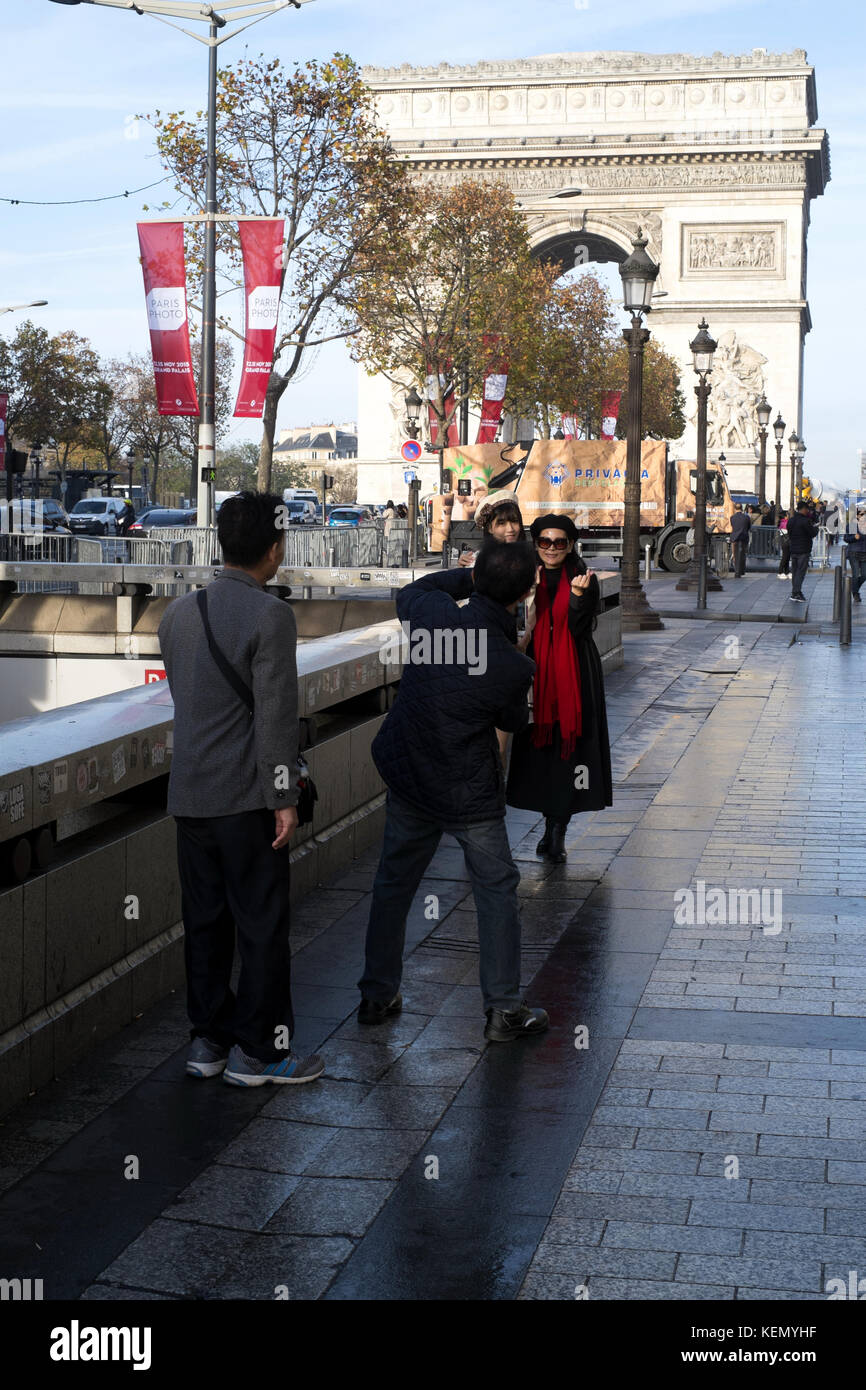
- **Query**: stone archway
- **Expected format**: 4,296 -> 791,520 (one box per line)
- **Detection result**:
356,49 -> 829,499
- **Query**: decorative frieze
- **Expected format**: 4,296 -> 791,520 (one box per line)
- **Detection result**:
682,223 -> 785,275
413,159 -> 808,195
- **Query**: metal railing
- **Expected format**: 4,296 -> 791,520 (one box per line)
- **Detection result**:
707,532 -> 731,577
748,525 -> 780,560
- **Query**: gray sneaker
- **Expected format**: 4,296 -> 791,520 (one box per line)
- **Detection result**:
186,1036 -> 229,1078
223,1044 -> 324,1087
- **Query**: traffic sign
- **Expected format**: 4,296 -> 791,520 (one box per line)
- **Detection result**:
401,439 -> 422,463
403,470 -> 417,484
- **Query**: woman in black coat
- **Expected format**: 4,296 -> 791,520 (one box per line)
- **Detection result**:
506,513 -> 613,862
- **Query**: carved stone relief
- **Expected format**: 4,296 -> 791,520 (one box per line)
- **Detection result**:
412,160 -> 806,195
692,331 -> 768,451
682,223 -> 782,274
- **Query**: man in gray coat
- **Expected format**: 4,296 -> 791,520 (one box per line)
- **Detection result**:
158,492 -> 323,1087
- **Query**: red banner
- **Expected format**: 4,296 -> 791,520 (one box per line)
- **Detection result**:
234,219 -> 284,418
0,392 -> 8,472
426,365 -> 459,448
137,222 -> 199,416
601,390 -> 622,440
476,337 -> 508,444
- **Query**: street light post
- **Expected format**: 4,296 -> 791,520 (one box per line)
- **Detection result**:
618,230 -> 663,631
48,1 -> 314,530
676,319 -> 721,603
772,413 -> 785,524
755,393 -> 770,508
788,431 -> 800,512
125,446 -> 136,499
796,439 -> 806,506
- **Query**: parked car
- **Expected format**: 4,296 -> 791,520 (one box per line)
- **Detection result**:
282,499 -> 318,525
128,507 -> 197,537
327,506 -> 377,528
0,498 -> 70,534
67,496 -> 129,536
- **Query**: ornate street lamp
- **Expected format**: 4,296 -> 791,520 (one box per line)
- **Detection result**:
403,386 -> 422,441
755,393 -> 771,508
29,441 -> 43,501
772,413 -> 785,523
676,318 -> 721,605
618,229 -> 663,630
788,431 -> 800,511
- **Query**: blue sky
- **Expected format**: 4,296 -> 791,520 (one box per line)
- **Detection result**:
1,0 -> 864,485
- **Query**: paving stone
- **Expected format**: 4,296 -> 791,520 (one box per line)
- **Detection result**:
636,1128 -> 758,1155
97,1218 -> 246,1296
380,1047 -> 479,1089
259,1079 -> 371,1126
757,1133 -> 866,1161
733,1286 -> 826,1301
164,1167 -> 301,1231
725,1045 -> 831,1063
764,1095 -> 866,1119
674,1253 -> 822,1293
572,1149 -> 701,1177
708,1110 -> 828,1137
216,1119 -> 339,1176
343,1084 -> 457,1131
517,1271 -> 586,1300
303,1127 -> 427,1180
618,1173 -> 750,1201
744,1229 -> 866,1265
563,1171 -> 623,1194
716,1075 -> 829,1099
659,1057 -> 769,1078
593,1104 -> 711,1129
696,1154 -> 824,1182
530,1242 -> 677,1280
687,1199 -> 825,1234
264,1177 -> 393,1237
537,1216 -> 606,1246
211,1233 -> 353,1300
552,1193 -> 691,1225
827,1161 -> 866,1184
589,1277 -> 734,1300
622,1040 -> 726,1058
320,1041 -> 407,1083
581,1125 -> 639,1148
749,1179 -> 866,1209
825,1210 -> 866,1239
602,1220 -> 742,1255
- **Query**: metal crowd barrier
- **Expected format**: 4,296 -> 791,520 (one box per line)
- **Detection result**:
748,526 -> 780,560
707,532 -> 731,577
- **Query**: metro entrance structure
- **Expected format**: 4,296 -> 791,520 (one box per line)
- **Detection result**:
357,48 -> 829,503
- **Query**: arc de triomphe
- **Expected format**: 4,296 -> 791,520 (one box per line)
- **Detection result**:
356,48 -> 829,503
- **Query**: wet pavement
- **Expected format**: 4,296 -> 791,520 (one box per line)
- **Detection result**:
0,609 -> 864,1301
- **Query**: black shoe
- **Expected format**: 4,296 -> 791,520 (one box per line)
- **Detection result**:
854,593 -> 862,603
791,593 -> 806,601
536,816 -> 555,856
358,993 -> 402,1025
544,820 -> 568,863
484,1002 -> 550,1042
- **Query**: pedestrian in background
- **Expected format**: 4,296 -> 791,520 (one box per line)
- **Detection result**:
777,510 -> 791,580
158,492 -> 323,1088
787,499 -> 819,602
506,514 -> 613,864
382,499 -> 396,539
844,512 -> 866,603
729,503 -> 751,579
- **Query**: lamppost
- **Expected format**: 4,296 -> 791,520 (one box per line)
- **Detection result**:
772,413 -> 785,523
403,387 -> 422,441
48,1 -> 313,530
29,442 -> 43,501
788,431 -> 800,512
796,438 -> 806,505
676,319 -> 720,604
125,446 -> 136,500
755,393 -> 771,508
618,229 -> 663,631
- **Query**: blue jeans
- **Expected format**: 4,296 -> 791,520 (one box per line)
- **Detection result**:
359,790 -> 523,1012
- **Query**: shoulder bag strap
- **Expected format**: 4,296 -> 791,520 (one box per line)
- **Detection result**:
194,587 -> 254,717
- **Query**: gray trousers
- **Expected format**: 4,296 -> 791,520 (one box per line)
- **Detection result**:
790,553 -> 809,596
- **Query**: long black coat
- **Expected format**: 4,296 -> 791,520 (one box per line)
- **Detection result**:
506,556 -> 612,820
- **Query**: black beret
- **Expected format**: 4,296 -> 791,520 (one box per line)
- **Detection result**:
529,513 -> 579,543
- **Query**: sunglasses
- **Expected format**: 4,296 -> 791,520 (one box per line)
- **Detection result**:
537,537 -> 568,550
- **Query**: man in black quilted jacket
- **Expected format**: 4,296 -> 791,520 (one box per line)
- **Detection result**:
357,540 -> 550,1042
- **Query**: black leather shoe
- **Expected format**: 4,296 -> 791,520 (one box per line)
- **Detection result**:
485,1002 -> 550,1042
358,994 -> 402,1025
544,820 -> 568,863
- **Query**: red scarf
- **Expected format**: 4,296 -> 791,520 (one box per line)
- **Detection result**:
531,566 -> 582,758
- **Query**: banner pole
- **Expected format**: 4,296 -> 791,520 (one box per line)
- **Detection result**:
196,19 -> 219,525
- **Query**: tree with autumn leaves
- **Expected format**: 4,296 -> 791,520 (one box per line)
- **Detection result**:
145,52 -> 409,492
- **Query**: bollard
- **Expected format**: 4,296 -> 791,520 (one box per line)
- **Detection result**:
644,543 -> 652,583
697,551 -> 707,610
327,544 -> 335,596
833,563 -> 843,623
302,584 -> 312,601
840,573 -> 852,646
841,544 -> 848,573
